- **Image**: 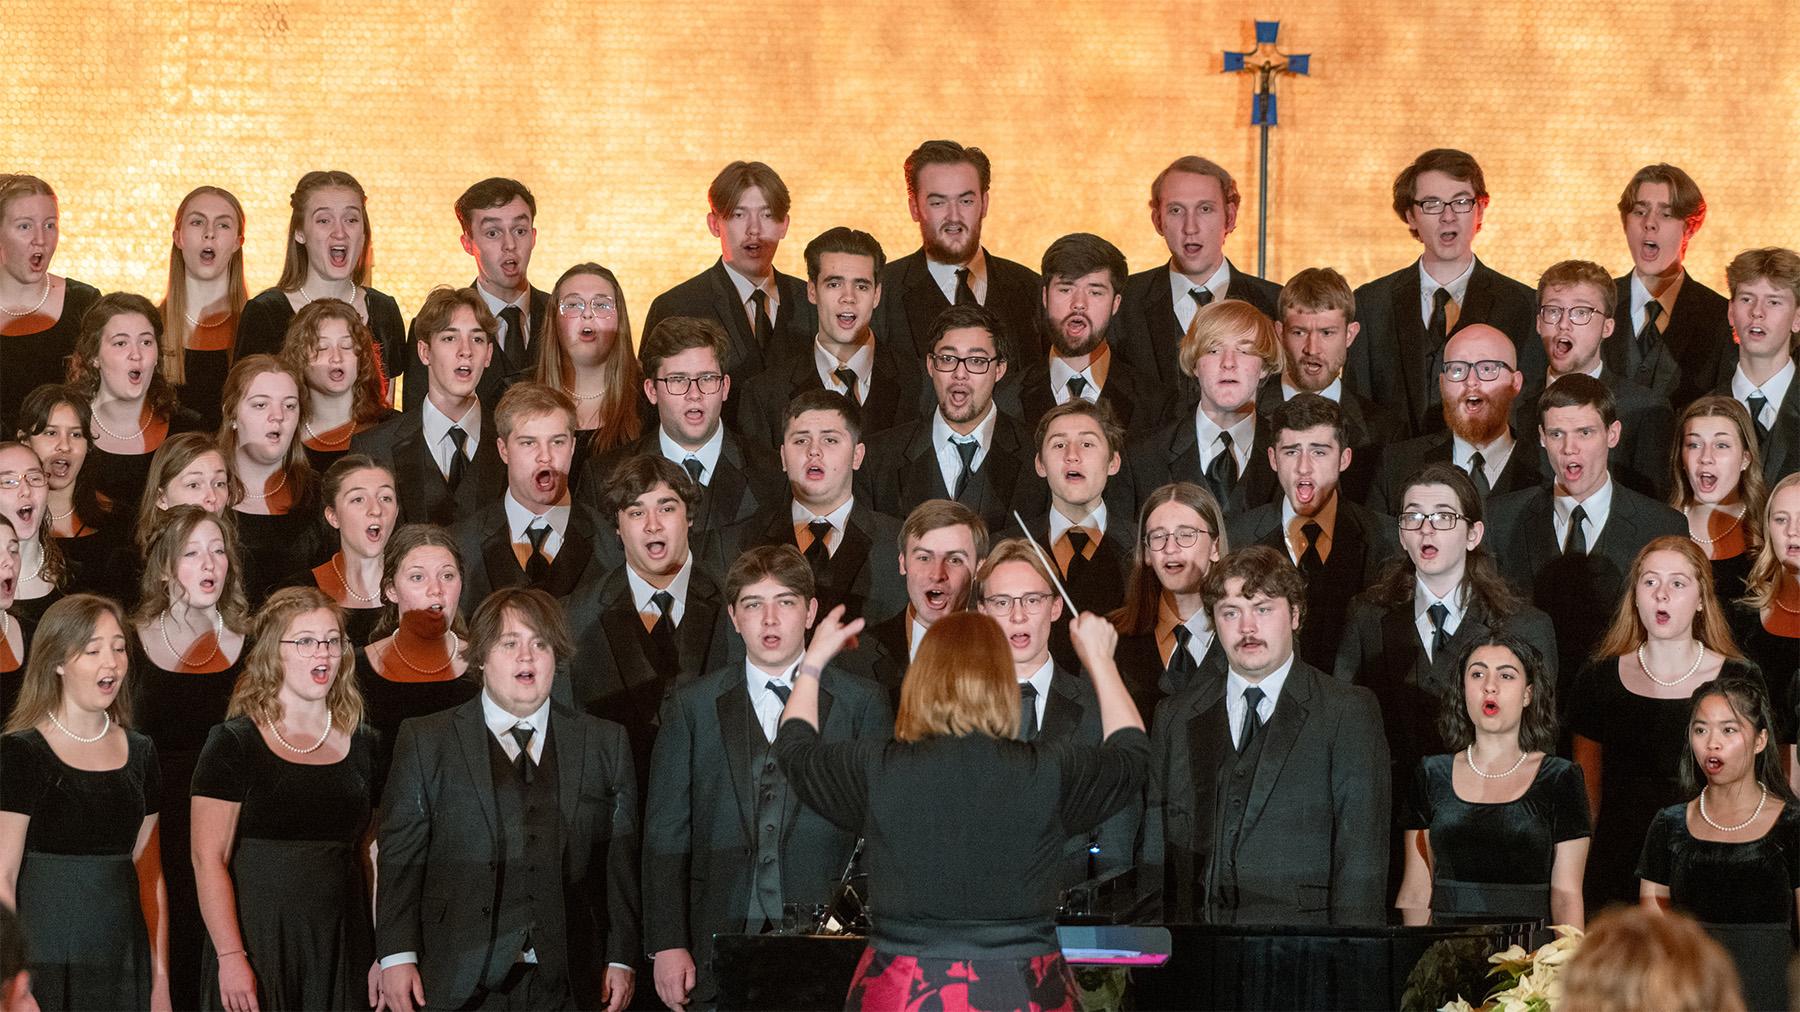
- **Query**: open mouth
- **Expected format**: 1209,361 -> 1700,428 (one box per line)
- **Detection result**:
513,667 -> 536,685
97,675 -> 118,694
533,467 -> 558,495
199,246 -> 217,266
126,368 -> 144,386
1160,559 -> 1187,575
198,577 -> 217,593
46,457 -> 71,479
311,662 -> 331,685
1562,461 -> 1584,483
944,385 -> 971,408
1292,478 -> 1317,506
740,240 -> 764,259
1704,756 -> 1724,774
578,323 -> 599,341
1009,632 -> 1032,649
1640,240 -> 1660,261
643,537 -> 669,561
28,252 -> 46,272
328,245 -> 349,269
804,464 -> 826,481
1746,325 -> 1768,340
15,504 -> 35,526
1481,700 -> 1499,716
1299,356 -> 1326,377
760,634 -> 784,651
501,256 -> 520,275
0,574 -> 13,596
1063,315 -> 1090,336
1063,467 -> 1087,484
1182,242 -> 1205,259
922,588 -> 949,611
1697,470 -> 1718,495
1552,336 -> 1574,359
453,365 -> 473,381
1238,638 -> 1265,651
835,312 -> 858,330
364,522 -> 384,544
1436,229 -> 1459,247
1654,608 -> 1671,625
327,367 -> 347,384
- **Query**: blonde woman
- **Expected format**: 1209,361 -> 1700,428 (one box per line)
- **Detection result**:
0,174 -> 102,428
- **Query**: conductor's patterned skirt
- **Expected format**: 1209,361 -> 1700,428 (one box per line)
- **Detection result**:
844,945 -> 1077,1012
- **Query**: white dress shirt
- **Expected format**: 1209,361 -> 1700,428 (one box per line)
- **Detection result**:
503,492 -> 570,559
1414,580 -> 1468,661
908,615 -> 930,659
420,397 -> 480,480
1418,259 -> 1475,328
790,497 -> 855,557
626,554 -> 694,626
1049,353 -> 1102,405
1225,654 -> 1295,745
1281,376 -> 1344,404
1734,359 -> 1795,432
747,659 -> 801,742
1194,405 -> 1256,476
1018,657 -> 1053,731
1049,501 -> 1108,546
1170,259 -> 1233,336
659,425 -> 724,487
722,259 -> 779,333
931,404 -> 998,496
476,280 -> 531,356
1553,477 -> 1615,552
1628,270 -> 1682,337
814,338 -> 875,402
927,248 -> 988,305
1450,431 -> 1515,488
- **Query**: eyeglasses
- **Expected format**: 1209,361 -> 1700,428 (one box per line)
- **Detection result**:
653,372 -> 725,395
280,635 -> 345,655
1412,196 -> 1479,215
979,592 -> 1055,615
1440,359 -> 1514,383
1144,526 -> 1212,551
1537,305 -> 1604,326
1398,511 -> 1469,531
928,353 -> 1000,374
557,296 -> 617,317
0,473 -> 48,490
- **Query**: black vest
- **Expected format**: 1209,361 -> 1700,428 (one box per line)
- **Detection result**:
1205,713 -> 1267,915
486,729 -> 567,987
746,701 -> 790,928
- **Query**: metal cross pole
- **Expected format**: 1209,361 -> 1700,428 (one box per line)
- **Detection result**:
1223,21 -> 1309,280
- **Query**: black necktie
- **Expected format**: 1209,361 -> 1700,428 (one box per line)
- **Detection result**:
1206,431 -> 1238,498
1635,300 -> 1663,371
954,268 -> 979,307
750,288 -> 773,349
1564,504 -> 1588,556
1467,450 -> 1491,500
683,455 -> 705,486
951,436 -> 979,497
510,724 -> 536,784
1426,602 -> 1451,659
1063,528 -> 1092,581
767,680 -> 791,705
446,426 -> 468,490
1299,521 -> 1325,573
1238,686 -> 1265,753
1019,682 -> 1039,741
1190,287 -> 1213,310
499,305 -> 524,360
1066,375 -> 1089,402
803,518 -> 833,570
1168,625 -> 1199,682
649,589 -> 677,665
834,366 -> 861,405
1425,287 -> 1453,412
524,524 -> 551,583
1747,393 -> 1772,451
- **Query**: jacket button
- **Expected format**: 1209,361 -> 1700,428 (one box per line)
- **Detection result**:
482,905 -> 491,915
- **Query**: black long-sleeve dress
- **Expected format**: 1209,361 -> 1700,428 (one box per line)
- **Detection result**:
0,728 -> 161,1011
0,278 -> 99,430
192,716 -> 377,1011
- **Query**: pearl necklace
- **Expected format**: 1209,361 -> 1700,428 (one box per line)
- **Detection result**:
239,469 -> 288,501
1465,745 -> 1529,779
1638,642 -> 1705,687
48,502 -> 74,523
297,282 -> 358,307
267,711 -> 332,754
91,404 -> 149,442
570,387 -> 606,402
18,542 -> 44,586
302,418 -> 355,449
330,553 -> 381,603
183,306 -> 232,329
1684,505 -> 1743,546
160,609 -> 224,669
388,630 -> 456,674
1773,582 -> 1800,615
1699,784 -> 1768,833
47,708 -> 109,743
0,280 -> 51,318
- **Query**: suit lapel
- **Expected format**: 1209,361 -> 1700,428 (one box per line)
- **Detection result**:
678,571 -> 724,674
453,701 -> 500,841
1764,381 -> 1800,484
707,260 -> 759,372
393,417 -> 450,523
1241,665 -> 1313,829
901,421 -> 951,503
482,522 -> 524,591
550,706 -> 586,830
1458,262 -> 1500,334
599,577 -> 655,690
1040,668 -> 1085,742
1390,269 -> 1430,429
829,510 -> 876,606
903,260 -> 952,356
715,678 -> 759,845
544,518 -> 597,598
1147,268 -> 1184,385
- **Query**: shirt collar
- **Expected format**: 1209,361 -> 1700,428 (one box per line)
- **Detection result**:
1050,500 -> 1107,544
1281,376 -> 1343,403
814,338 -> 875,393
927,247 -> 988,294
1419,258 -> 1476,305
1630,268 -> 1685,318
791,496 -> 855,531
1451,428 -> 1513,462
626,552 -> 694,612
474,279 -> 529,315
746,656 -> 802,693
1227,651 -> 1296,706
1555,475 -> 1615,525
1020,656 -> 1055,695
1281,494 -> 1339,549
1734,357 -> 1795,405
908,611 -> 930,657
659,423 -> 725,479
1194,404 -> 1257,460
1414,578 -> 1467,625
421,396 -> 480,451
1048,343 -> 1111,401
503,491 -> 570,540
1169,258 -> 1234,306
931,400 -> 998,451
721,258 -> 776,307
481,689 -> 550,759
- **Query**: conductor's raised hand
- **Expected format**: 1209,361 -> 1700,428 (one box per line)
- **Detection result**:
802,605 -> 865,671
1068,612 -> 1119,670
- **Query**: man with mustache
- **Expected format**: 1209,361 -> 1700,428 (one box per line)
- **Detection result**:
1016,233 -> 1166,436
1113,155 -> 1282,390
449,382 -> 618,616
1604,164 -> 1734,411
1366,324 -> 1545,515
1344,149 -> 1544,437
872,140 -> 1045,365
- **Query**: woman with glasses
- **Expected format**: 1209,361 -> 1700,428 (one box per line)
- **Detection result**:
130,504 -> 252,1010
1108,482 -> 1229,723
15,385 -> 116,598
278,300 -> 394,475
533,263 -> 644,490
1571,536 -> 1762,911
159,187 -> 249,434
1670,396 -> 1765,606
192,587 -> 376,1012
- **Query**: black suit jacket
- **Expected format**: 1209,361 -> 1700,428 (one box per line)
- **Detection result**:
1713,369 -> 1800,486
1226,499 -> 1403,670
1112,259 -> 1281,391
400,284 -> 551,411
645,259 -> 816,427
1144,661 -> 1390,924
1604,274 -> 1734,412
1017,350 -> 1171,438
998,507 -> 1135,621
874,248 -> 1045,361
564,562 -> 734,799
1257,379 -> 1406,505
857,410 -> 1042,534
735,338 -> 923,451
1115,628 -> 1228,731
585,428 -> 786,548
375,698 -> 639,1010
1037,664 -> 1143,888
721,496 -> 906,625
1485,483 -> 1688,677
1511,367 -> 1675,499
448,499 -> 620,616
1123,411 -> 1280,522
642,663 -> 890,1001
349,405 -> 506,528
1365,428 -> 1544,515
1346,258 -> 1546,437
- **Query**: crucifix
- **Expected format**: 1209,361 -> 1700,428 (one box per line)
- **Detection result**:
1223,20 -> 1310,279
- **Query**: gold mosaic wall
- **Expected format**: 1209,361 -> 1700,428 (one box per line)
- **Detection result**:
6,1 -> 1796,330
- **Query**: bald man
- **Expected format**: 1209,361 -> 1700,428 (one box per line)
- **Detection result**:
1365,324 -> 1545,513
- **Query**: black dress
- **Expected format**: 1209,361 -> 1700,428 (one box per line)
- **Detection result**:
353,647 -> 479,800
178,345 -> 234,434
192,716 -> 377,1011
131,640 -> 245,1011
1731,605 -> 1800,745
3,590 -> 63,714
235,288 -> 407,391
1403,754 -> 1592,920
0,278 -> 99,431
1638,802 -> 1800,1011
0,728 -> 161,1011
232,503 -> 326,607
85,406 -> 207,519
1570,657 -> 1765,911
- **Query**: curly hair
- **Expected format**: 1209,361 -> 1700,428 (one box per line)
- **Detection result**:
65,292 -> 181,421
228,586 -> 363,730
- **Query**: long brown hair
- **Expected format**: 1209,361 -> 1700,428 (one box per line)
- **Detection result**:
1363,462 -> 1522,618
895,612 -> 1018,743
65,292 -> 181,421
13,384 -> 108,532
216,354 -> 317,508
277,171 -> 372,291
159,186 -> 249,385
277,299 -> 388,426
532,262 -> 643,456
0,441 -> 65,588
131,504 -> 252,635
1669,395 -> 1766,555
4,594 -> 132,733
1594,536 -> 1745,660
133,431 -> 243,552
1110,482 -> 1229,636
1742,472 -> 1800,611
228,586 -> 364,730
368,523 -> 469,641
